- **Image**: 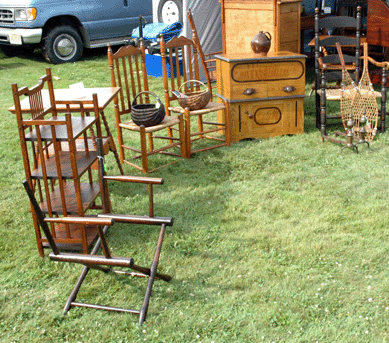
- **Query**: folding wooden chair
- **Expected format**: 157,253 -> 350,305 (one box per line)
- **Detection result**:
22,139 -> 174,325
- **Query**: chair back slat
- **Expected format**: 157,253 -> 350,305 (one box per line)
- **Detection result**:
319,36 -> 358,47
108,44 -> 149,114
169,49 -> 176,91
28,91 -> 45,119
319,16 -> 357,29
125,56 -> 136,106
160,34 -> 201,110
115,59 -> 127,112
133,54 -> 143,103
182,46 -> 194,92
321,54 -> 356,65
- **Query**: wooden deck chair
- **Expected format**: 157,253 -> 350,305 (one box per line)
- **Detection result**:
22,139 -> 174,325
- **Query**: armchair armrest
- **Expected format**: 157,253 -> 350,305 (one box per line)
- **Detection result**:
365,56 -> 389,70
98,213 -> 173,226
44,217 -> 113,226
102,175 -> 164,217
103,175 -> 163,185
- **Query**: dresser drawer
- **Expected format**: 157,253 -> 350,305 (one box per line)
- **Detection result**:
229,59 -> 305,100
226,98 -> 304,142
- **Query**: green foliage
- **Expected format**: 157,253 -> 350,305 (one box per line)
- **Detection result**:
1,51 -> 389,342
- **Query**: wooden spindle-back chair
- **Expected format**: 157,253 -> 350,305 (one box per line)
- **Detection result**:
160,35 -> 230,158
108,42 -> 186,173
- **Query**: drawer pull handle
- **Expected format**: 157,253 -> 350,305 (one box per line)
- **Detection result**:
243,88 -> 256,96
245,111 -> 254,119
283,86 -> 296,93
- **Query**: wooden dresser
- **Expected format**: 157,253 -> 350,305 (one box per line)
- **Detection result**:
221,0 -> 302,55
216,51 -> 306,142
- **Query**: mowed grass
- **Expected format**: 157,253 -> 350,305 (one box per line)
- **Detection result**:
1,49 -> 389,343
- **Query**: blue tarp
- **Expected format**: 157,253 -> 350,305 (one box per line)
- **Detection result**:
132,22 -> 183,42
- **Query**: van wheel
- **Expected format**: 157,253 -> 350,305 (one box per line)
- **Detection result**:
42,26 -> 83,64
157,0 -> 183,24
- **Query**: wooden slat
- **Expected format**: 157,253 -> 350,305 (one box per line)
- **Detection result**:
24,117 -> 96,141
30,151 -> 98,179
40,182 -> 100,215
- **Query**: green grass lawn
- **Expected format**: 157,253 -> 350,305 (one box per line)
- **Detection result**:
1,49 -> 389,343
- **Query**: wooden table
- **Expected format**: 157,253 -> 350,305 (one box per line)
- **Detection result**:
9,87 -> 120,114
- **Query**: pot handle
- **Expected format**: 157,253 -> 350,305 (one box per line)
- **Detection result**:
179,79 -> 208,93
132,91 -> 163,107
265,31 -> 272,42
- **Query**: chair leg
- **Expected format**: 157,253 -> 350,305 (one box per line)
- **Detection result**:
184,108 -> 191,158
139,223 -> 167,325
167,126 -> 174,146
115,115 -> 125,164
100,111 -> 124,175
32,215 -> 45,257
147,132 -> 154,152
381,66 -> 387,133
178,114 -> 187,158
140,126 -> 148,173
62,223 -> 110,314
320,72 -> 327,138
198,114 -> 204,139
63,264 -> 91,314
109,139 -> 124,175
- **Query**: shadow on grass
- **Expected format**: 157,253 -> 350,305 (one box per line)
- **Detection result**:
0,62 -> 27,69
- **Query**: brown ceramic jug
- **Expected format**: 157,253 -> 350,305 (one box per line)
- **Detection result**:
251,31 -> 272,56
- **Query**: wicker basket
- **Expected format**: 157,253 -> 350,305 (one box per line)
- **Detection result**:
177,80 -> 211,111
131,91 -> 165,127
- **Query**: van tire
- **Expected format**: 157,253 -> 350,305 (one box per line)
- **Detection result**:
157,0 -> 183,24
42,25 -> 83,64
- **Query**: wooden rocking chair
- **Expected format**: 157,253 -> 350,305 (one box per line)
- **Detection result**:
187,8 -> 222,98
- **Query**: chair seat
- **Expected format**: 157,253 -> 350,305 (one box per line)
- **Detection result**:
318,88 -> 382,101
119,115 -> 181,132
169,101 -> 225,115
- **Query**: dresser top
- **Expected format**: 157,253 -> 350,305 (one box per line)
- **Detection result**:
215,51 -> 307,63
